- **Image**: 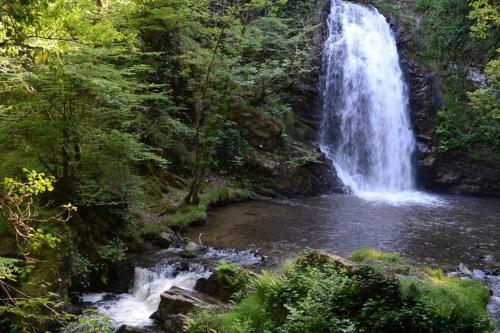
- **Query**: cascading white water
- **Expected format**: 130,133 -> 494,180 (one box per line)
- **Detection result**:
81,247 -> 263,328
320,0 -> 437,204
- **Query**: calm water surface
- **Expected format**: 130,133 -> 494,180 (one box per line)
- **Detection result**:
186,193 -> 500,268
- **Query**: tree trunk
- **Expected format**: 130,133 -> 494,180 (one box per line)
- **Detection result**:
184,4 -> 237,204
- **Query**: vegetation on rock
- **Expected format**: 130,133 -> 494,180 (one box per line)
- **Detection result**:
414,0 -> 498,155
186,250 -> 495,333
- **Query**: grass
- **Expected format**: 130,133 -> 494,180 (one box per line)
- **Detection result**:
153,184 -> 253,228
348,247 -> 415,275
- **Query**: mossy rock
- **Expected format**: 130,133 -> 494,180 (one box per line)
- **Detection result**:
194,263 -> 254,302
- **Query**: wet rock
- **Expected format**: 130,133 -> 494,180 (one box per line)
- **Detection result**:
230,0 -> 344,197
149,311 -> 158,320
287,0 -> 330,137
286,152 -> 345,196
472,269 -> 486,280
160,314 -> 187,333
177,241 -> 204,259
482,255 -> 496,263
403,58 -> 442,149
380,3 -> 500,197
184,241 -> 203,253
116,324 -> 151,333
302,250 -> 355,271
249,140 -> 344,197
194,275 -> 220,299
153,232 -> 175,247
158,286 -> 219,318
157,287 -> 221,332
421,154 -> 500,196
178,250 -> 196,259
102,293 -> 119,302
194,267 -> 255,302
459,263 -> 472,276
84,260 -> 134,294
174,261 -> 190,272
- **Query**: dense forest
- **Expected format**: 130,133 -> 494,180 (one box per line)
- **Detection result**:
0,0 -> 499,332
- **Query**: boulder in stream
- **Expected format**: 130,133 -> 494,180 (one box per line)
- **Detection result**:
194,265 -> 255,302
157,286 -> 221,332
301,250 -> 355,271
160,314 -> 186,333
178,241 -> 205,259
115,324 -> 155,333
459,263 -> 472,276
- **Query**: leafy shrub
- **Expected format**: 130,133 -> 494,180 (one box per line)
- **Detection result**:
212,263 -> 254,302
71,252 -> 95,289
97,240 -> 127,263
61,310 -> 113,333
205,118 -> 249,174
413,0 -> 499,155
186,250 -> 495,333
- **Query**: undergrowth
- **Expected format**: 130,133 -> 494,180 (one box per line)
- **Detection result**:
186,249 -> 495,333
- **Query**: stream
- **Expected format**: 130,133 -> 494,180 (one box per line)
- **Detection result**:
81,193 -> 500,330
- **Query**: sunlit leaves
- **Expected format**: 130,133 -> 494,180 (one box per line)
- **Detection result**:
3,169 -> 55,198
469,0 -> 500,39
0,257 -> 21,282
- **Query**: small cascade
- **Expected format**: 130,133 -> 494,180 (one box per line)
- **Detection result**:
80,247 -> 262,327
319,0 -> 437,204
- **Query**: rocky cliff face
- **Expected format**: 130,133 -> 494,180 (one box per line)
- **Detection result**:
384,8 -> 500,197
247,136 -> 344,197
418,153 -> 500,196
244,0 -> 344,198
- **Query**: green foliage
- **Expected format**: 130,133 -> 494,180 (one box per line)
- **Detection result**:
3,169 -> 55,197
414,0 -> 499,155
0,257 -> 21,282
348,248 -> 413,275
205,118 -> 249,174
0,0 -> 168,210
1,0 -> 318,209
466,50 -> 500,151
400,275 -> 493,332
0,170 -> 75,333
213,263 -> 254,302
469,0 -> 500,39
186,250 -> 495,333
285,151 -> 321,168
71,252 -> 94,288
97,240 -> 127,263
0,169 -> 73,255
415,0 -> 474,63
61,310 -> 113,333
29,227 -> 61,251
159,184 -> 251,228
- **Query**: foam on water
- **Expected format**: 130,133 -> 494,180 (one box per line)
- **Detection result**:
82,266 -> 208,326
355,190 -> 444,206
81,246 -> 262,327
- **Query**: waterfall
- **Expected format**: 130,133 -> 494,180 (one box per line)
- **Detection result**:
319,0 -> 434,204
